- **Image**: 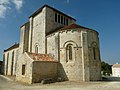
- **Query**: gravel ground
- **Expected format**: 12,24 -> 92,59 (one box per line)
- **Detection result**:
0,75 -> 120,90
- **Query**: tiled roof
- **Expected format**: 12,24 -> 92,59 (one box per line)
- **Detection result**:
27,52 -> 58,63
60,23 -> 90,30
47,23 -> 97,36
4,43 -> 19,52
29,4 -> 76,21
112,64 -> 120,68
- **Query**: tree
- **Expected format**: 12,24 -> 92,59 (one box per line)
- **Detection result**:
101,61 -> 112,76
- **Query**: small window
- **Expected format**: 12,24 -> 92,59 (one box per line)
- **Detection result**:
64,17 -> 66,25
22,65 -> 25,75
68,46 -> 72,60
61,16 -> 63,24
58,14 -> 60,23
35,45 -> 38,53
93,47 -> 96,60
66,44 -> 73,62
55,13 -> 57,22
66,18 -> 68,25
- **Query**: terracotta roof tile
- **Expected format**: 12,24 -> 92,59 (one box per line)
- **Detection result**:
4,43 -> 19,52
60,23 -> 90,30
112,64 -> 120,68
27,52 -> 58,63
47,23 -> 97,36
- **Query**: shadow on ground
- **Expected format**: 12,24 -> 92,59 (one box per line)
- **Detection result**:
102,76 -> 120,82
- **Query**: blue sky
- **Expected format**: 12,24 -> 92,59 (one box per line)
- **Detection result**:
0,0 -> 120,64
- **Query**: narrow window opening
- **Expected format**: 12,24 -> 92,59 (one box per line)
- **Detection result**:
66,18 -> 68,25
64,17 -> 66,25
61,16 -> 63,24
22,65 -> 25,75
66,44 -> 73,62
93,47 -> 96,60
35,45 -> 38,53
69,46 -> 72,60
55,13 -> 57,22
58,14 -> 60,23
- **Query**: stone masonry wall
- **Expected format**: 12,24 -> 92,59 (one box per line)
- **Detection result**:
87,31 -> 101,81
59,29 -> 83,81
28,7 -> 46,54
3,48 -> 19,76
47,33 -> 59,61
16,53 -> 33,84
46,7 -> 75,34
32,61 -> 58,83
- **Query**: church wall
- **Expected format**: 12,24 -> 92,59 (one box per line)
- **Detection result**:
58,29 -> 83,81
3,47 -> 19,76
24,23 -> 29,52
19,26 -> 24,54
46,7 -> 75,34
29,8 -> 46,54
87,31 -> 101,81
16,53 -> 33,84
3,52 -> 7,75
32,61 -> 58,83
47,33 -> 59,61
19,23 -> 29,54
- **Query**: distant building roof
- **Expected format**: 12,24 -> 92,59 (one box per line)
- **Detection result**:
112,64 -> 120,68
4,43 -> 19,52
27,52 -> 58,63
29,4 -> 76,21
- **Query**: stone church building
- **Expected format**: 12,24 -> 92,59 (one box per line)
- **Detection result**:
3,5 -> 101,84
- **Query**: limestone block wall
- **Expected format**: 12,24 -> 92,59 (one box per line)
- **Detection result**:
87,30 -> 101,81
3,48 -> 19,76
47,33 -> 59,60
16,53 -> 33,84
46,7 -> 64,34
19,23 -> 29,54
32,61 -> 58,83
46,7 -> 75,34
29,7 -> 46,54
58,29 -> 83,81
3,52 -> 8,75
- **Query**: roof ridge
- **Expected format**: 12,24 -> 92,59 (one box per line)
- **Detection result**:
4,43 -> 19,52
29,4 -> 76,21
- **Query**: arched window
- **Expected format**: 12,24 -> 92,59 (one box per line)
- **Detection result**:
35,44 -> 39,53
66,44 -> 73,62
92,42 -> 97,60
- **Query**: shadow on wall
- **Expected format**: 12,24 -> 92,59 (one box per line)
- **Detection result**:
57,63 -> 68,81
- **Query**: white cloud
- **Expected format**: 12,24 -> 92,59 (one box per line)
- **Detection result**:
0,0 -> 10,5
12,0 -> 23,10
0,0 -> 23,18
0,0 -> 10,18
0,5 -> 7,18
